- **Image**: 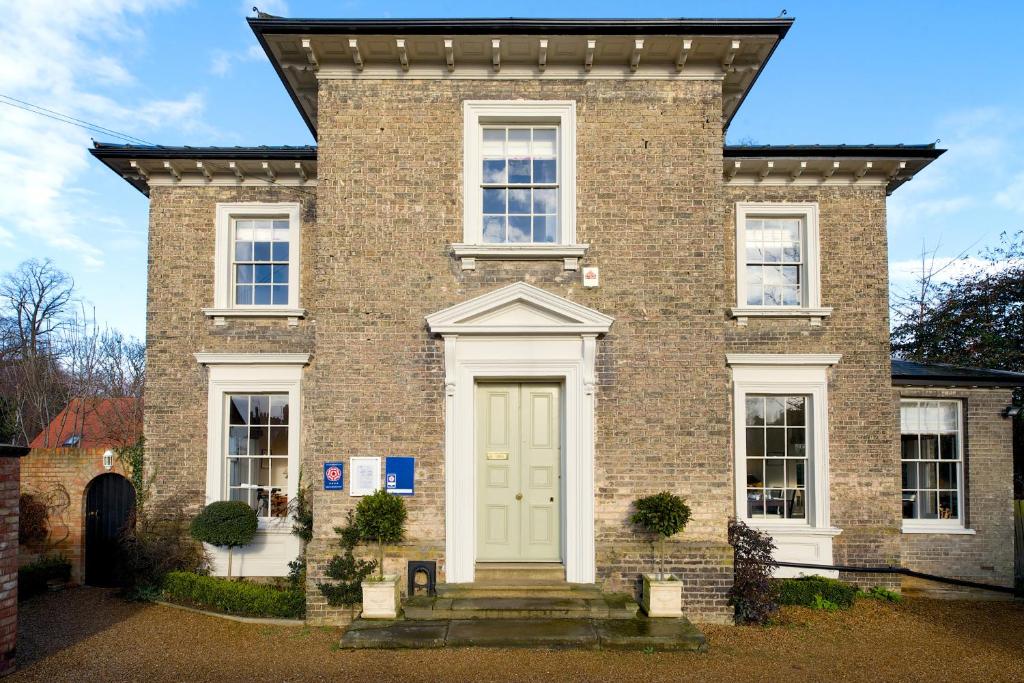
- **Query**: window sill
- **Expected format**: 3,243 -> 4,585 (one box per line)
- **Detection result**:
202,307 -> 307,328
451,243 -> 589,271
748,524 -> 843,538
729,306 -> 833,327
901,523 -> 975,535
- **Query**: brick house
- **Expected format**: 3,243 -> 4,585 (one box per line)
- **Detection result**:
90,15 -> 1022,624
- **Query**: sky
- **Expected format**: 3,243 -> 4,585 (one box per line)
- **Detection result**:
1,0 -> 1022,340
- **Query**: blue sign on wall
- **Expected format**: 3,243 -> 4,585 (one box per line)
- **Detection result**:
323,461 -> 344,491
385,456 -> 414,495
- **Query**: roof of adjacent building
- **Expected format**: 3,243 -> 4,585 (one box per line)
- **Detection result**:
29,398 -> 142,450
891,359 -> 1024,387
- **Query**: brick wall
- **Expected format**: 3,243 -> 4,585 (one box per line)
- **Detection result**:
19,448 -> 128,584
897,387 -> 1016,586
0,454 -> 22,676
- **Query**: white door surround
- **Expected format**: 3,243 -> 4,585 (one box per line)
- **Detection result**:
425,282 -> 613,583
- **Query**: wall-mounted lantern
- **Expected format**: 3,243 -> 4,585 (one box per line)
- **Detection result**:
102,449 -> 114,470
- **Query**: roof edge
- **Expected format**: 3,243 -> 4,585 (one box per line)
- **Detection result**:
90,143 -> 318,160
725,144 -> 945,159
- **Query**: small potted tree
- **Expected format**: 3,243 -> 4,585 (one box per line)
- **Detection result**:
631,491 -> 692,617
190,501 -> 258,579
354,490 -> 407,619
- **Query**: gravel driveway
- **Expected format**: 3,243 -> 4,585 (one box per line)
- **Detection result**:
9,587 -> 1024,682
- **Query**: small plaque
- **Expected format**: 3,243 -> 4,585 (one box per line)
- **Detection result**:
323,462 -> 344,491
582,266 -> 599,288
350,456 -> 382,496
486,452 -> 509,461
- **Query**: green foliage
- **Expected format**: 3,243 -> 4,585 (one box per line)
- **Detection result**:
777,576 -> 858,609
18,493 -> 48,546
18,554 -> 71,601
860,586 -> 903,604
811,594 -> 840,612
287,558 -> 306,591
318,510 -> 377,610
118,497 -> 209,596
290,481 -> 313,545
190,501 -> 258,549
162,571 -> 305,619
354,490 -> 407,579
727,518 -> 779,625
631,492 -> 692,579
116,438 -> 149,509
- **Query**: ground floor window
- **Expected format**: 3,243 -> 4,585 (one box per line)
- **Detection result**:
744,394 -> 809,520
226,394 -> 290,518
901,399 -> 964,526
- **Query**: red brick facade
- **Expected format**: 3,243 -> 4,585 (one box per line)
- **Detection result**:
0,449 -> 26,676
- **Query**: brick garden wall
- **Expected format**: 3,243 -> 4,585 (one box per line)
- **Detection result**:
897,386 -> 1016,587
19,448 -> 129,584
0,456 -> 19,676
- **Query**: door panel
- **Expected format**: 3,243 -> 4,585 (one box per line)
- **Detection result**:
476,383 -> 561,562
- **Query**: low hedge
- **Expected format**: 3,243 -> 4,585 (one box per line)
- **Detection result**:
162,571 -> 305,619
777,576 -> 858,609
19,555 -> 72,601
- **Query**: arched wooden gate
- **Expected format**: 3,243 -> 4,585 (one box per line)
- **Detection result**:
84,473 -> 136,586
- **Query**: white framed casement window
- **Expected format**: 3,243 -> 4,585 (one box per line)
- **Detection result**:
203,202 -> 305,326
196,353 -> 309,576
900,399 -> 973,534
730,203 -> 831,326
728,353 -> 843,577
453,100 -> 587,271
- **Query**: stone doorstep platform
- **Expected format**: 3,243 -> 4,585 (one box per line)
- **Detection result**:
403,592 -> 640,620
339,617 -> 708,652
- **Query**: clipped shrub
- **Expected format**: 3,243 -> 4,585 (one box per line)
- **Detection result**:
19,493 -> 49,547
190,501 -> 258,579
318,510 -> 377,613
777,575 -> 858,609
728,518 -> 778,625
18,555 -> 71,601
630,491 -> 692,579
354,490 -> 407,580
117,497 -> 209,596
162,571 -> 304,619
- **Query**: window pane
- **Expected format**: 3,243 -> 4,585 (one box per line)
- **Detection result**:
533,188 -> 557,214
249,395 -> 269,424
901,434 -> 919,459
939,434 -> 957,460
785,397 -> 805,426
765,459 -> 785,487
781,266 -> 800,285
508,189 -> 530,214
229,396 -> 249,424
533,216 -> 557,243
789,490 -> 806,519
747,490 -> 765,518
788,461 -> 805,488
938,462 -> 954,489
508,159 -> 531,183
253,286 -> 271,305
508,129 -> 530,156
783,244 -> 801,262
765,489 -> 785,518
746,458 -> 764,486
746,428 -> 764,457
532,128 -> 556,156
483,216 -> 505,243
483,159 -> 506,183
786,428 -> 806,458
746,288 -> 764,306
272,286 -> 288,305
939,403 -> 958,431
763,245 -> 783,263
270,395 -> 288,425
765,398 -> 786,426
228,427 -> 248,455
901,403 -> 918,433
919,462 -> 937,489
745,246 -> 764,262
902,462 -> 918,489
249,427 -> 269,456
745,397 -> 765,426
533,159 -> 556,183
272,242 -> 289,261
235,220 -> 254,240
253,241 -> 271,261
766,428 -> 785,457
508,217 -> 531,243
939,491 -> 958,519
269,427 -> 288,455
235,242 -> 253,261
483,188 -> 506,213
919,434 -> 938,460
902,492 -> 916,519
236,264 -> 254,284
482,128 -> 505,156
235,286 -> 253,305
254,265 -> 272,284
918,490 -> 938,519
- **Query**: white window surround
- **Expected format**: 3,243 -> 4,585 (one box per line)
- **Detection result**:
204,202 -> 306,327
455,100 -> 586,271
425,282 -> 613,583
900,398 -> 974,535
727,353 -> 842,578
196,352 -> 309,576
730,202 -> 831,326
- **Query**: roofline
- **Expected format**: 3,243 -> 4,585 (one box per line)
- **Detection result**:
725,145 -> 946,159
246,16 -> 795,37
89,144 -> 317,161
892,377 -> 1024,388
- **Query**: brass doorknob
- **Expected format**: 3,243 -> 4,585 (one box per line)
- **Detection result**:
515,493 -> 523,501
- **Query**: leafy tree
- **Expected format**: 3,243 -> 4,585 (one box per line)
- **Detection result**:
353,490 -> 407,580
190,501 -> 258,579
317,510 -> 376,614
630,491 -> 692,580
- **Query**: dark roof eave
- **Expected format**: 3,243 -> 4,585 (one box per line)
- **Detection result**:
247,16 -> 795,37
725,145 -> 946,159
892,378 -> 1024,388
89,144 -> 317,161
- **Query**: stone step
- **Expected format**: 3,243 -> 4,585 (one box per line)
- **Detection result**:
340,617 -> 707,651
473,563 -> 565,584
437,582 -> 602,599
404,593 -> 638,620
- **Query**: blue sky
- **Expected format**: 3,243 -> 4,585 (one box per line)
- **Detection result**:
2,1 -> 1022,340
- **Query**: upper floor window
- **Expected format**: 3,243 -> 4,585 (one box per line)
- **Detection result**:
732,203 -> 827,324
207,203 -> 303,323
481,126 -> 559,244
456,101 -> 583,270
901,399 -> 966,531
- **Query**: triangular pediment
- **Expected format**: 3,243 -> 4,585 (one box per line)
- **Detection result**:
426,282 -> 613,335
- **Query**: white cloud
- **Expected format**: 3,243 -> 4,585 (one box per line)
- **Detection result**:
209,44 -> 267,76
995,172 -> 1024,213
0,0 -> 203,270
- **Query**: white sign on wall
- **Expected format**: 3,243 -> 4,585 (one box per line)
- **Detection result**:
349,456 -> 382,496
582,266 -> 599,288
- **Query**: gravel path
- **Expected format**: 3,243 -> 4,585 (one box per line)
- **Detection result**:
9,587 -> 1024,682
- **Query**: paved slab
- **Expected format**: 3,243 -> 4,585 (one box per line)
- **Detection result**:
595,618 -> 707,652
446,618 -> 600,649
340,620 -> 449,649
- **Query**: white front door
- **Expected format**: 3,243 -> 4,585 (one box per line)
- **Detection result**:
476,382 -> 561,562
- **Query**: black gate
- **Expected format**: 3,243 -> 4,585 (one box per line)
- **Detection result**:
84,473 -> 136,586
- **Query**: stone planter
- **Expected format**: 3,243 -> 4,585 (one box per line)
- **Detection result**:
641,573 -> 682,618
361,574 -> 400,619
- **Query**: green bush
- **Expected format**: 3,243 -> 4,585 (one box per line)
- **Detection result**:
777,576 -> 858,609
162,571 -> 305,619
630,492 -> 692,579
354,490 -> 407,579
190,501 -> 258,578
860,586 -> 903,603
117,497 -> 209,597
18,555 -> 71,601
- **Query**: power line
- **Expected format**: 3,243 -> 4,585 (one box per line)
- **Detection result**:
0,93 -> 155,146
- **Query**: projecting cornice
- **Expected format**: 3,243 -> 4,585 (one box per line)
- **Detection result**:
248,16 -> 793,137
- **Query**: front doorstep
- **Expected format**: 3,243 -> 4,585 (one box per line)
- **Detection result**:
361,575 -> 401,619
641,574 -> 683,618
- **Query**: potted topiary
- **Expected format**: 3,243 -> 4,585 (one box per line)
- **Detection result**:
631,491 -> 692,617
353,489 -> 407,618
190,501 -> 258,579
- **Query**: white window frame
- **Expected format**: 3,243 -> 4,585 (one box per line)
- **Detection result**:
730,203 -> 831,326
728,353 -> 843,577
454,100 -> 586,271
900,399 -> 974,535
195,353 -> 309,576
203,202 -> 305,325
